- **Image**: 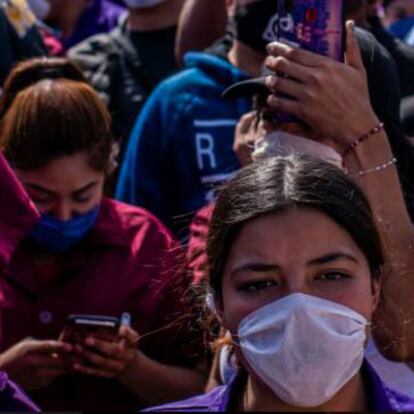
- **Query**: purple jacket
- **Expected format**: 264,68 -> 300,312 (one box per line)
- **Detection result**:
62,0 -> 125,50
144,361 -> 414,412
0,371 -> 39,411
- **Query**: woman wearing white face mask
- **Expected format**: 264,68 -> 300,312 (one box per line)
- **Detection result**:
146,155 -> 414,412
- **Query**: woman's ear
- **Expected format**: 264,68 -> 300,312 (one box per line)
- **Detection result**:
107,143 -> 119,175
371,275 -> 381,314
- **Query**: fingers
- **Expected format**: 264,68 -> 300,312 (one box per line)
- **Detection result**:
24,339 -> 73,355
266,95 -> 301,119
236,112 -> 256,135
27,352 -> 68,369
265,75 -> 304,100
345,20 -> 364,71
265,55 -> 309,83
267,41 -> 328,68
75,348 -> 124,373
72,363 -> 114,379
84,337 -> 123,359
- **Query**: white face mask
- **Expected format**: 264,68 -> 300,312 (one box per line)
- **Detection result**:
238,293 -> 368,408
123,0 -> 166,9
253,131 -> 343,169
27,0 -> 51,20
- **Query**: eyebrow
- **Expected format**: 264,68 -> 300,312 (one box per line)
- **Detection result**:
307,252 -> 358,266
231,251 -> 358,278
25,181 -> 99,196
72,181 -> 99,195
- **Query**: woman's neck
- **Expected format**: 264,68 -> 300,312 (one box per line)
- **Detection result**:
242,373 -> 368,412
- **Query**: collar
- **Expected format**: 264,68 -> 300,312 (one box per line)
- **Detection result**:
362,359 -> 398,412
219,361 -> 403,412
5,199 -> 130,296
87,198 -> 130,248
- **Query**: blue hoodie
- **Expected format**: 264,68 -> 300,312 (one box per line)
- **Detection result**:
116,52 -> 251,235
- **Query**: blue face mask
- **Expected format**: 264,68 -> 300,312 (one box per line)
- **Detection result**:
28,207 -> 100,252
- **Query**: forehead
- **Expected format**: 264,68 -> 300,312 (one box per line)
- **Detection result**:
226,208 -> 364,265
14,153 -> 103,192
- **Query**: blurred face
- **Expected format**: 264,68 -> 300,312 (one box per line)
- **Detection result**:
220,207 -> 380,336
14,153 -> 105,221
46,0 -> 90,23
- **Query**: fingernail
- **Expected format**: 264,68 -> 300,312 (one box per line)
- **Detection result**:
266,42 -> 277,53
265,75 -> 275,87
121,312 -> 131,327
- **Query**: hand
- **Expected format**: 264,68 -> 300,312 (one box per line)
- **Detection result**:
264,21 -> 380,152
72,326 -> 139,380
0,338 -> 72,391
233,112 -> 259,167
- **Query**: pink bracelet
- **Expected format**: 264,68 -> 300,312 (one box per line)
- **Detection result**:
342,122 -> 385,160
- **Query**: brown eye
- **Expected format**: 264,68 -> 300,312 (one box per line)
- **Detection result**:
240,280 -> 279,292
317,272 -> 350,281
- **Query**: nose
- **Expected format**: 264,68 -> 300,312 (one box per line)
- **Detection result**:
50,200 -> 73,222
283,273 -> 310,296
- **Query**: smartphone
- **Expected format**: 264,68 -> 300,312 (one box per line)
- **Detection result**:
60,314 -> 120,345
276,0 -> 345,122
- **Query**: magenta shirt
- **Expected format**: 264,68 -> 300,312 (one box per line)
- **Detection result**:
0,199 -> 202,411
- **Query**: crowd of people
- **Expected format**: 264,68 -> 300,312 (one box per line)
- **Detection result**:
0,0 -> 414,412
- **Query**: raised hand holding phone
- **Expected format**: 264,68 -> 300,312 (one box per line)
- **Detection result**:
264,20 -> 379,149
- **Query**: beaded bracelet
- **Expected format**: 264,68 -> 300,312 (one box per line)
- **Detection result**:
342,122 -> 385,159
346,157 -> 397,177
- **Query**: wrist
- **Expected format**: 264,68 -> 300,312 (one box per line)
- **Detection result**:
117,350 -> 142,384
341,112 -> 381,146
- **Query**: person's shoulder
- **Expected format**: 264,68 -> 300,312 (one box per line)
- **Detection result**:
154,51 -> 236,96
68,30 -> 119,59
384,385 -> 414,411
143,385 -> 229,412
100,198 -> 174,246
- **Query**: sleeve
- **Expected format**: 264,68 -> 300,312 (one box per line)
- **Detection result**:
115,84 -> 174,230
0,377 -> 40,412
0,154 -> 39,271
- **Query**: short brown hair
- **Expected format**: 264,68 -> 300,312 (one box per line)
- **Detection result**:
0,79 -> 113,171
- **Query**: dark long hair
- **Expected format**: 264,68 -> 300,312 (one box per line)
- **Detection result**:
207,155 -> 384,299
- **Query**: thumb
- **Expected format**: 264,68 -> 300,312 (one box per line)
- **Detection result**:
119,326 -> 139,349
345,20 -> 364,71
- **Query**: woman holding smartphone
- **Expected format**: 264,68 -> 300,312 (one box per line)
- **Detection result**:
0,60 -> 205,412
147,155 -> 414,412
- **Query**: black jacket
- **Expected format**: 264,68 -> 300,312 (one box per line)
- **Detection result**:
68,15 -> 177,153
